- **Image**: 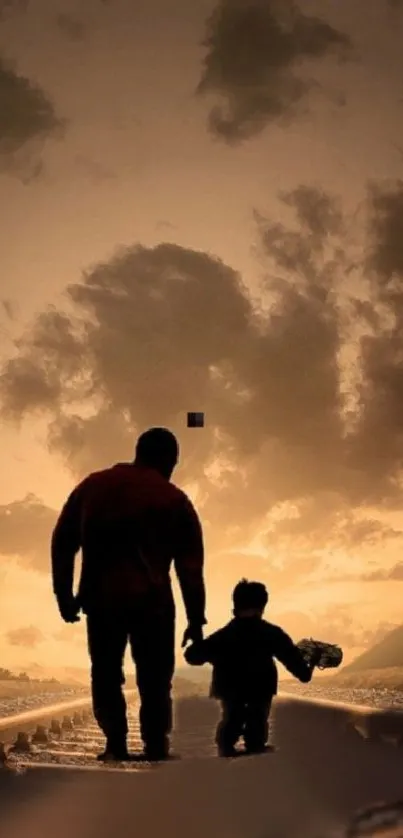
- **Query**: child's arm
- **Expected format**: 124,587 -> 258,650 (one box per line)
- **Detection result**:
273,628 -> 317,683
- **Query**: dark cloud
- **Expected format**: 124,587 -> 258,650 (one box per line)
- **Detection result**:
278,605 -> 369,649
0,309 -> 86,424
5,625 -> 45,648
0,55 -> 64,176
0,243 -> 257,552
343,181 -> 403,504
279,610 -> 398,657
262,507 -> 403,590
340,519 -> 401,549
0,494 -> 57,572
55,13 -> 87,42
0,0 -> 28,19
366,180 -> 403,282
2,183 -> 403,557
197,0 -> 352,144
256,182 -> 403,511
363,562 -> 403,582
2,299 -> 17,321
265,500 -> 402,557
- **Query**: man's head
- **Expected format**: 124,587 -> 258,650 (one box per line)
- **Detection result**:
134,427 -> 179,479
232,579 -> 269,618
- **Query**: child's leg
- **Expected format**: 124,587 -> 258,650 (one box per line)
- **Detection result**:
215,700 -> 246,755
243,698 -> 273,752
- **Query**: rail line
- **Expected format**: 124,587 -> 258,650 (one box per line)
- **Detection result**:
0,690 -> 146,772
1,689 -> 403,773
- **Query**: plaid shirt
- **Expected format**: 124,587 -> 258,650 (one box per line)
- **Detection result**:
51,462 -> 206,624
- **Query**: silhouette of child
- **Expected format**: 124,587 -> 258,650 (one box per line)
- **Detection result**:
184,578 -> 320,757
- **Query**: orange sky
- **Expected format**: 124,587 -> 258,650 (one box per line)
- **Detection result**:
1,0 -> 403,678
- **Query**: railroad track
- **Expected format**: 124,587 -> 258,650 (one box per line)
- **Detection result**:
0,690 -> 155,771
1,688 -> 403,774
0,685 -> 224,770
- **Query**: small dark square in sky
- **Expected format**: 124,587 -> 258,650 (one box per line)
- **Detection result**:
187,412 -> 204,428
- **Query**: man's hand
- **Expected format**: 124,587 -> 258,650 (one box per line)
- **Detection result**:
59,597 -> 81,624
181,624 -> 203,648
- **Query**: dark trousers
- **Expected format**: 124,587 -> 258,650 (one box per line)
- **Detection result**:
216,697 -> 272,752
86,607 -> 175,749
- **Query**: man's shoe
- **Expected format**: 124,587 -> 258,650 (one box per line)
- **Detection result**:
143,750 -> 170,762
96,741 -> 130,762
143,737 -> 170,762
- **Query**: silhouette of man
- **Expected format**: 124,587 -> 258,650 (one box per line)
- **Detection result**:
51,427 -> 206,761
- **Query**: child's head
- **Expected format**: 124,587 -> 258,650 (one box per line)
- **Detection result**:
232,579 -> 269,618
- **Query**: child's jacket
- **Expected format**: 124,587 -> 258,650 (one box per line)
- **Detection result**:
185,616 -> 313,701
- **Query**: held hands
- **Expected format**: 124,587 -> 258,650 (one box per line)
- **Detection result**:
181,624 -> 203,649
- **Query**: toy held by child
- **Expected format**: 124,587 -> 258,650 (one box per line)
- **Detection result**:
184,579 -> 330,758
296,638 -> 343,670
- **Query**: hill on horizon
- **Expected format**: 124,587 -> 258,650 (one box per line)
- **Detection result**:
344,624 -> 403,672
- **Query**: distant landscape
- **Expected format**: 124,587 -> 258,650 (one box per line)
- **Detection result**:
317,666 -> 403,691
180,665 -> 403,693
3,622 -> 403,701
0,667 -> 84,699
0,664 -> 204,701
280,624 -> 403,692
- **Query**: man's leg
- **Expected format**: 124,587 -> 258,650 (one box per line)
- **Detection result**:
86,610 -> 129,759
243,697 -> 272,753
215,701 -> 246,756
129,611 -> 175,760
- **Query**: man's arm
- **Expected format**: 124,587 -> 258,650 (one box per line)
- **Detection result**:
273,627 -> 315,683
173,494 -> 207,631
51,483 -> 84,620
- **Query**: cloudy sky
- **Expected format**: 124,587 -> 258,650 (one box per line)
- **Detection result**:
1,0 -> 403,676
